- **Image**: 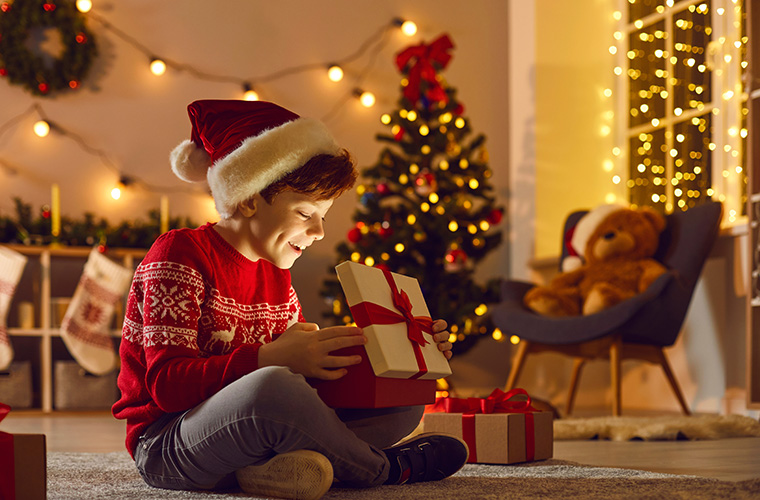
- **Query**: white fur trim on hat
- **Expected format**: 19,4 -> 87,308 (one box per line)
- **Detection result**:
570,203 -> 627,258
170,139 -> 213,182
207,117 -> 340,218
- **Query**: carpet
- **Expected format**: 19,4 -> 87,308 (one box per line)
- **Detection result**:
47,451 -> 760,499
554,414 -> 760,441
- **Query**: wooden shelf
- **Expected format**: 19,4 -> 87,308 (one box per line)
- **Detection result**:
3,244 -> 145,412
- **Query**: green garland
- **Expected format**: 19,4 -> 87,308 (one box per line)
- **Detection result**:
0,198 -> 197,249
0,0 -> 97,96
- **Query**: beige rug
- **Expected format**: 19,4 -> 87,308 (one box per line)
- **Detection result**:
555,414 -> 760,441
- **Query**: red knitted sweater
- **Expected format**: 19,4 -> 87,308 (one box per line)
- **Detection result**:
112,223 -> 303,457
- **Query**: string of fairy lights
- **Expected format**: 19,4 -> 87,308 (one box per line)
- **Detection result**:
606,0 -> 748,223
0,0 -> 421,202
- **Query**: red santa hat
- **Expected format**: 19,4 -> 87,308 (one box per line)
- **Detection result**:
170,99 -> 340,218
561,202 -> 627,272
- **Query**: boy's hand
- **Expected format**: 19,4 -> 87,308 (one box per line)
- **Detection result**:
258,322 -> 366,380
432,319 -> 454,360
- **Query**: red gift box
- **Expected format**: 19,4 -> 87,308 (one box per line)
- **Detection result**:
0,403 -> 47,500
423,388 -> 553,464
311,262 -> 450,408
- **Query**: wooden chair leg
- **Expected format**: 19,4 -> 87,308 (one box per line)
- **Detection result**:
657,348 -> 692,416
565,358 -> 586,417
609,336 -> 622,416
505,340 -> 531,391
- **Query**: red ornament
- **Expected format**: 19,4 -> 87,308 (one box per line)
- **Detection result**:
444,248 -> 468,272
0,68 -> 6,77
487,208 -> 503,225
75,32 -> 87,44
69,80 -> 79,89
376,183 -> 389,195
453,104 -> 465,115
43,3 -> 56,11
394,128 -> 405,141
98,244 -> 107,253
38,82 -> 49,93
379,226 -> 394,239
42,210 -> 51,219
347,227 -> 362,243
1,2 -> 10,12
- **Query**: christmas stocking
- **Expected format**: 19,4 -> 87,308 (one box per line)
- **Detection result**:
0,246 -> 27,371
60,248 -> 133,375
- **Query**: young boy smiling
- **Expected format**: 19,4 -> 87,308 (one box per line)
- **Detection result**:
112,100 -> 467,500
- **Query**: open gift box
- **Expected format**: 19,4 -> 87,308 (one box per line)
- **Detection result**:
423,388 -> 553,464
0,403 -> 47,500
311,261 -> 451,408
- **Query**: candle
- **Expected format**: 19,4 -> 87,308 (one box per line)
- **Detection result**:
51,183 -> 60,237
160,195 -> 169,234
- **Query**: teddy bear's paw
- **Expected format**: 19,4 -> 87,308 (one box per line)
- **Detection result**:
525,289 -> 580,317
582,284 -> 635,315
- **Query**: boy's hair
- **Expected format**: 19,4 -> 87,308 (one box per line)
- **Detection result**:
260,149 -> 357,203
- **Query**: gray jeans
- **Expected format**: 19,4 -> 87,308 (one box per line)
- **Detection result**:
134,366 -> 424,491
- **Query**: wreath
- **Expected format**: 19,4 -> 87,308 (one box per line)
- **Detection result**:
0,0 -> 97,96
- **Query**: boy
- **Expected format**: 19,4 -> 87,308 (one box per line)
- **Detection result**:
112,100 -> 468,500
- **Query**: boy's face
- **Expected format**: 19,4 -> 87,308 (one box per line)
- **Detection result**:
248,190 -> 333,269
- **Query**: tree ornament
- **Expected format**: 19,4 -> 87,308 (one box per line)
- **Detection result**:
0,0 -> 98,96
394,127 -> 405,141
395,33 -> 454,109
414,170 -> 437,197
444,248 -> 468,272
487,208 -> 503,225
347,227 -> 362,243
376,183 -> 390,196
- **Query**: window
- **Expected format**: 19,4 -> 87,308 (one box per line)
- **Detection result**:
613,0 -> 747,223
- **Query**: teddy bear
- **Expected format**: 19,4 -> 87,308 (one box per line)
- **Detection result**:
524,204 -> 668,317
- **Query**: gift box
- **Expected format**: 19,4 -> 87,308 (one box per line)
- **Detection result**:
312,261 -> 451,408
423,388 -> 553,464
0,403 -> 47,500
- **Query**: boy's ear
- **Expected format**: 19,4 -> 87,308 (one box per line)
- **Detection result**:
237,196 -> 258,217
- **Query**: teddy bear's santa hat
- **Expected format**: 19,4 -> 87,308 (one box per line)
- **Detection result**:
561,203 -> 627,272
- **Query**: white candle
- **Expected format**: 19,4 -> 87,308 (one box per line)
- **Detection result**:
160,195 -> 169,234
51,183 -> 60,237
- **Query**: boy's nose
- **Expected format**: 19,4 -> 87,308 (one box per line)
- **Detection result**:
309,219 -> 325,240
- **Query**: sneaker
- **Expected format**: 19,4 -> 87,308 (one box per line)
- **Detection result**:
383,432 -> 469,485
235,449 -> 333,500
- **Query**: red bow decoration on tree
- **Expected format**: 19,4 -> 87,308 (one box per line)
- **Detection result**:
395,33 -> 454,108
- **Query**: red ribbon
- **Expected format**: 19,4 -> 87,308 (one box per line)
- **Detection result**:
429,388 -> 537,462
348,268 -> 434,379
395,34 -> 454,107
0,403 -> 16,500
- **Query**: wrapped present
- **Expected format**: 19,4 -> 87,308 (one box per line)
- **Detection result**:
0,403 -> 47,500
312,261 -> 451,408
423,388 -> 553,464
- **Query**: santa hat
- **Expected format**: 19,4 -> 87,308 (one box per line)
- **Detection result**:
561,203 -> 627,272
170,100 -> 341,218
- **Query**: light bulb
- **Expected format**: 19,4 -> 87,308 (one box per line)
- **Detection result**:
243,85 -> 259,101
150,58 -> 166,76
401,20 -> 417,36
111,187 -> 121,200
327,65 -> 344,82
33,120 -> 50,137
76,0 -> 92,12
359,91 -> 375,107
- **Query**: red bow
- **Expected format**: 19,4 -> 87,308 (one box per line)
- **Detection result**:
349,268 -> 433,378
395,34 -> 454,107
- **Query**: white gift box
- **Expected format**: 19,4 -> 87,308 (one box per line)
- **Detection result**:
336,261 -> 452,380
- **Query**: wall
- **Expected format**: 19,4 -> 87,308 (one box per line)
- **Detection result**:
0,0 -> 511,322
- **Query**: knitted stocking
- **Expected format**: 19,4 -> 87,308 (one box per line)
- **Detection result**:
0,246 -> 27,371
60,249 -> 132,375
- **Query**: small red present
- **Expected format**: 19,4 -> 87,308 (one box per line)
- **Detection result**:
312,261 -> 451,408
0,403 -> 47,500
423,388 -> 553,464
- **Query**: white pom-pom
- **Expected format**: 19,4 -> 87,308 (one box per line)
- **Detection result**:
170,139 -> 212,182
561,255 -> 583,273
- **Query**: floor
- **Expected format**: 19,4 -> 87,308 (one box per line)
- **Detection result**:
3,410 -> 760,482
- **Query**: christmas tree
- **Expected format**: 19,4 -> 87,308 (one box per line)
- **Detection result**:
320,34 -> 504,354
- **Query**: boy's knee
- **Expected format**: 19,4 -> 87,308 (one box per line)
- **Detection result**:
238,366 -> 319,413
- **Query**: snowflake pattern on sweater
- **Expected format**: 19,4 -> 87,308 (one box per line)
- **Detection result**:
113,223 -> 303,457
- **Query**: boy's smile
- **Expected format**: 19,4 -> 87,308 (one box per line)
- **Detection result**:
242,190 -> 333,269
